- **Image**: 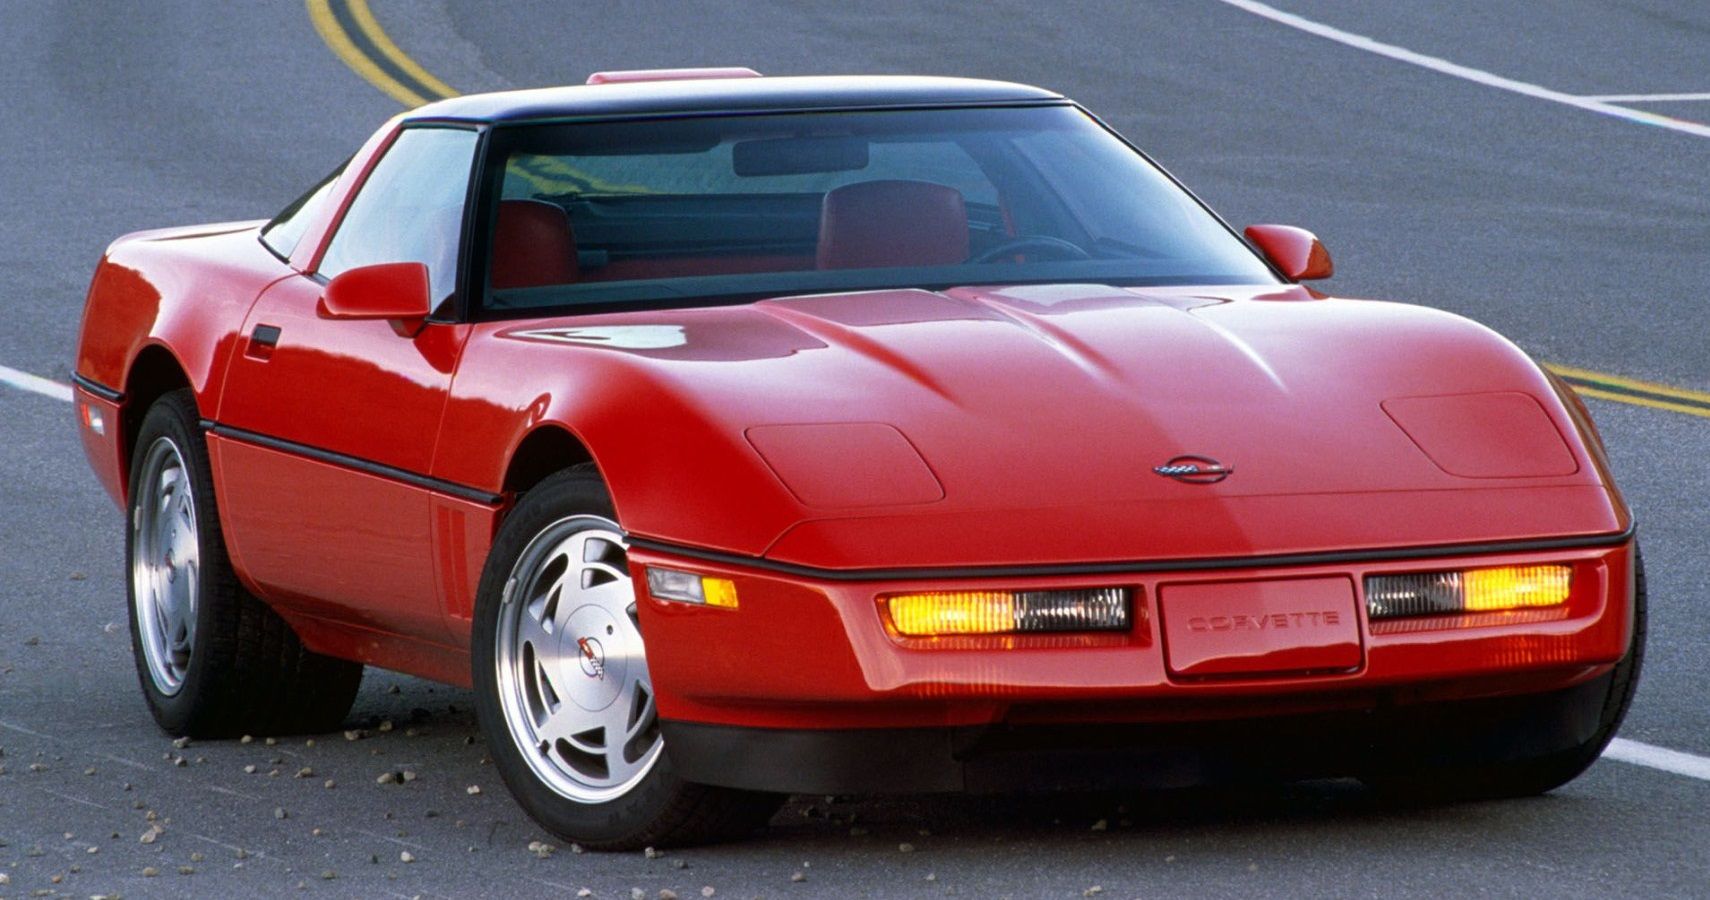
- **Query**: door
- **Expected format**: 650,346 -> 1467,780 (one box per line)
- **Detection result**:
211,126 -> 481,642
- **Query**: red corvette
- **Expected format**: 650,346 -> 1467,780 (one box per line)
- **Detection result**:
74,70 -> 1642,848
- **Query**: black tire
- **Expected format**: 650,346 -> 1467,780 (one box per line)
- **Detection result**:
472,465 -> 782,850
126,389 -> 363,738
1365,545 -> 1647,800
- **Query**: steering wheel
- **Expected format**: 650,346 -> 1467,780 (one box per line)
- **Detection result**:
968,235 -> 1093,264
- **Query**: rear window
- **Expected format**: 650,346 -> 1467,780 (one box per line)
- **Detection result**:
476,105 -> 1277,317
503,137 -> 998,206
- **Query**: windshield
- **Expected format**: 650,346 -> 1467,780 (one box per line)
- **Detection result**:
476,105 -> 1277,316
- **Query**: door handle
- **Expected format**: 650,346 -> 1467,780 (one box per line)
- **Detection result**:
245,324 -> 282,360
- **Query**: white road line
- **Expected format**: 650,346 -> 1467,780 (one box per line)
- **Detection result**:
1583,92 -> 1710,103
1214,0 -> 1710,140
0,717 -> 56,738
206,784 -> 263,802
96,751 -> 156,772
0,362 -> 73,402
1604,737 -> 1710,781
37,787 -> 110,811
190,833 -> 268,859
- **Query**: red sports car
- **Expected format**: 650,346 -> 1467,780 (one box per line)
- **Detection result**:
74,70 -> 1642,849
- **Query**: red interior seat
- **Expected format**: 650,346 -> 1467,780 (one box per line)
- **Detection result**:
816,180 -> 969,270
491,199 -> 578,289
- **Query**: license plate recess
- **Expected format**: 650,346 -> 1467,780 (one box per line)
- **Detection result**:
1159,577 -> 1363,679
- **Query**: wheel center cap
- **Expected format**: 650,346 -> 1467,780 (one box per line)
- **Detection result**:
575,636 -> 606,679
560,605 -> 625,712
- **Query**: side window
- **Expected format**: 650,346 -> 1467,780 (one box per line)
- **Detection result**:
318,127 -> 479,308
259,161 -> 347,261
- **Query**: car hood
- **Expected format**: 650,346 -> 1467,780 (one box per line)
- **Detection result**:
496,283 -> 1624,567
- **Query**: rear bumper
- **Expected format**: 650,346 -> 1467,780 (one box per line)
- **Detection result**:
661,671 -> 1614,794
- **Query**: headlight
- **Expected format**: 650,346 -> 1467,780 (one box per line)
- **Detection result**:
1365,565 -> 1571,619
880,588 -> 1129,637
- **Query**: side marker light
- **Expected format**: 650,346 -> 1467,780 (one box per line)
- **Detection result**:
645,566 -> 739,609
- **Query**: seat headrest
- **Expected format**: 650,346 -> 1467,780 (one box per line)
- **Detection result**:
491,199 -> 579,290
816,180 -> 969,270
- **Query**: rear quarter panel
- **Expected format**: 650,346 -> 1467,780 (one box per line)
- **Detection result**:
74,223 -> 289,503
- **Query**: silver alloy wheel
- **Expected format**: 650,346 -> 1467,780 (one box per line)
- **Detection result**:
131,436 -> 200,696
495,516 -> 663,803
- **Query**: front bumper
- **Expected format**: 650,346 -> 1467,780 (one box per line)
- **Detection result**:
628,535 -> 1634,789
659,671 -> 1613,793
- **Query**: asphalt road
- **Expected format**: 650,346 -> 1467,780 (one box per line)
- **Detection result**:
1,1 -> 1707,897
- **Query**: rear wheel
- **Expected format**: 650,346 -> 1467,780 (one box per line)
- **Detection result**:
127,389 -> 362,737
472,466 -> 781,849
1365,545 -> 1646,800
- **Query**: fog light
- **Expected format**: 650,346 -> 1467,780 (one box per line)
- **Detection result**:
1365,565 -> 1571,619
880,588 -> 1129,637
645,566 -> 739,608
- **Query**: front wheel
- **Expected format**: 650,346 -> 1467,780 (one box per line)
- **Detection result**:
472,466 -> 780,849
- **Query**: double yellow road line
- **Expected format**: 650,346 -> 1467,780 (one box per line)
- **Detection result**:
306,0 -> 455,107
1548,364 -> 1710,420
303,1 -> 1710,424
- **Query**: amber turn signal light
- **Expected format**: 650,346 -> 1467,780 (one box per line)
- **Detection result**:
645,566 -> 739,608
1462,565 -> 1573,611
880,588 -> 1129,637
1365,565 -> 1571,619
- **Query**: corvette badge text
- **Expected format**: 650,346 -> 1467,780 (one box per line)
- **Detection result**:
1187,611 -> 1342,632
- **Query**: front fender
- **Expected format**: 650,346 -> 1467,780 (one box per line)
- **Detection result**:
433,327 -> 808,556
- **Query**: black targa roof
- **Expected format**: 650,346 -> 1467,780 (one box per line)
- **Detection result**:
407,75 -> 1065,124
